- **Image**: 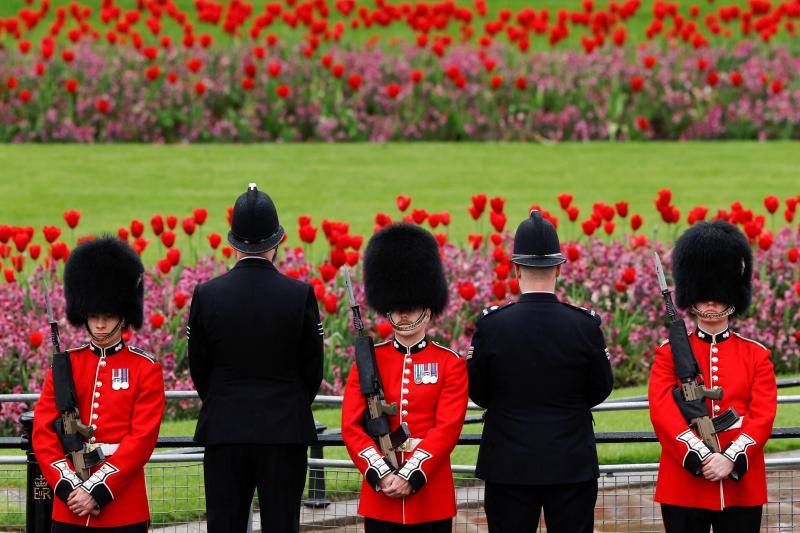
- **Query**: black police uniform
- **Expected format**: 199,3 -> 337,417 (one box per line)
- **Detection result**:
187,184 -> 324,532
467,211 -> 613,533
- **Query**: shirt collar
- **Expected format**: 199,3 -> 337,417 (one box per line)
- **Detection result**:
695,326 -> 732,345
518,292 -> 559,303
89,338 -> 126,357
392,336 -> 429,355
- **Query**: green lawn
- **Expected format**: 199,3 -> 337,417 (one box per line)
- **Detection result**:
0,0 -> 775,50
2,143 -> 799,259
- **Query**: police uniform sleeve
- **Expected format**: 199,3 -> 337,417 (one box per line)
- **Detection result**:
586,322 -> 613,407
341,363 -> 393,491
466,320 -> 491,407
648,344 -> 711,476
33,369 -> 83,504
299,285 -> 324,403
722,346 -> 777,481
80,361 -> 165,508
396,354 -> 468,493
187,285 -> 210,401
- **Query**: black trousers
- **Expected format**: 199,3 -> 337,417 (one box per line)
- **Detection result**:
484,479 -> 597,533
204,443 -> 308,533
661,504 -> 763,533
364,517 -> 452,532
51,522 -> 148,532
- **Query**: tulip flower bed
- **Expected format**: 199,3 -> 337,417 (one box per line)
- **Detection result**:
2,189 -> 800,432
1,1 -> 800,141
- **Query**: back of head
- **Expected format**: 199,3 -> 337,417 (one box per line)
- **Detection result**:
227,183 -> 285,254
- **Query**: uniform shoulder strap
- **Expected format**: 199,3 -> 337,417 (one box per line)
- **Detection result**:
732,332 -> 768,351
559,302 -> 602,326
431,341 -> 461,359
479,301 -> 515,320
66,344 -> 89,353
128,346 -> 157,363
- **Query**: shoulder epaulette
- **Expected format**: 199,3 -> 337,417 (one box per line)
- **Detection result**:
66,344 -> 89,353
431,341 -> 461,358
479,301 -> 515,319
128,346 -> 157,363
560,302 -> 602,326
733,332 -> 768,351
374,340 -> 391,348
658,339 -> 670,348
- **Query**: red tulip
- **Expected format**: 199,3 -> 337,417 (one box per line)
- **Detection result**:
630,214 -> 643,232
130,220 -> 144,238
64,210 -> 81,229
490,211 -> 506,232
29,244 -> 41,260
635,116 -> 650,131
151,214 -> 165,236
187,58 -> 203,73
298,215 -> 312,227
622,267 -> 636,284
490,233 -> 503,246
630,76 -> 644,92
193,208 -> 208,225
323,293 -> 339,314
492,280 -> 507,300
771,80 -> 783,94
655,189 -> 672,208
167,248 -> 181,266
786,209 -> 796,224
29,331 -> 44,348
472,194 -> 488,214
438,212 -> 451,226
42,226 -> 61,243
581,220 -> 597,236
567,206 -> 580,222
376,321 -> 393,339
428,213 -> 441,228
603,221 -> 616,235
788,248 -> 799,263
208,233 -> 222,249
375,213 -> 392,227
161,231 -> 176,248
490,197 -> 506,214
458,280 -> 478,301
150,313 -> 165,329
118,227 -> 129,240
494,263 -> 510,280
51,242 -> 69,261
764,196 -> 779,214
157,258 -> 172,274
468,234 -> 483,250
166,215 -> 178,230
174,292 -> 188,310
614,280 -> 628,292
268,62 -> 281,77
729,71 -> 742,87
330,249 -> 346,268
221,246 -> 233,259
643,55 -> 657,69
411,209 -> 428,224
182,217 -> 196,236
276,84 -> 291,99
557,193 -> 573,210
396,195 -> 412,212
468,206 -> 481,220
515,77 -> 527,90
318,263 -> 337,282
194,82 -> 206,95
347,74 -> 362,90
758,231 -> 773,251
566,244 -> 580,262
13,232 -> 30,252
4,268 -> 15,283
132,237 -> 149,255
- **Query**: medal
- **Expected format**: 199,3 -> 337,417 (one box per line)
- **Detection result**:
413,363 -> 439,385
112,368 -> 129,390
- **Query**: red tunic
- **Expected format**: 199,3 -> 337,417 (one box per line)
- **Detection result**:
33,340 -> 165,527
648,327 -> 777,510
342,337 -> 468,524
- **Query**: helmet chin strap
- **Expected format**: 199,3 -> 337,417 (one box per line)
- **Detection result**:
387,309 -> 430,332
691,305 -> 735,320
86,318 -> 125,344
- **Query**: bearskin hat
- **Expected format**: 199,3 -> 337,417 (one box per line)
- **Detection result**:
64,236 -> 145,329
363,223 -> 448,316
672,220 -> 752,316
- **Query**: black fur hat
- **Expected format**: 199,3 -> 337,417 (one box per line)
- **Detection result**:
64,236 -> 145,329
363,223 -> 448,316
672,220 -> 752,316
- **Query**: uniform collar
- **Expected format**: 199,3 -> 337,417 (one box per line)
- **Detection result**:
518,292 -> 558,303
392,336 -> 429,355
695,326 -> 732,345
233,257 -> 277,271
89,338 -> 126,357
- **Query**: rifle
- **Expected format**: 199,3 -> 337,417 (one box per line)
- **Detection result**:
653,252 -> 739,453
343,268 -> 409,469
43,278 -> 104,481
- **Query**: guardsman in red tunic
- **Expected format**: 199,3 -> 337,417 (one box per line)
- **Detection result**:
342,224 -> 469,532
33,237 -> 165,532
648,221 -> 777,533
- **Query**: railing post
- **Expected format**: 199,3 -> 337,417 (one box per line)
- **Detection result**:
304,422 -> 330,508
21,411 -> 52,533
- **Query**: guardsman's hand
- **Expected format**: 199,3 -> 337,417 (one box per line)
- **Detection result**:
701,453 -> 734,482
67,488 -> 99,516
381,474 -> 412,498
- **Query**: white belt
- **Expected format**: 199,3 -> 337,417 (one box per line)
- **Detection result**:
88,443 -> 119,457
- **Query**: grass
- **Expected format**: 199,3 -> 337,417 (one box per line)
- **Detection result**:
2,142 -> 800,260
0,0 -> 776,51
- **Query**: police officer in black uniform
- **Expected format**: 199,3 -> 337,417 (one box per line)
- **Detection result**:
187,183 -> 324,532
467,210 -> 613,533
